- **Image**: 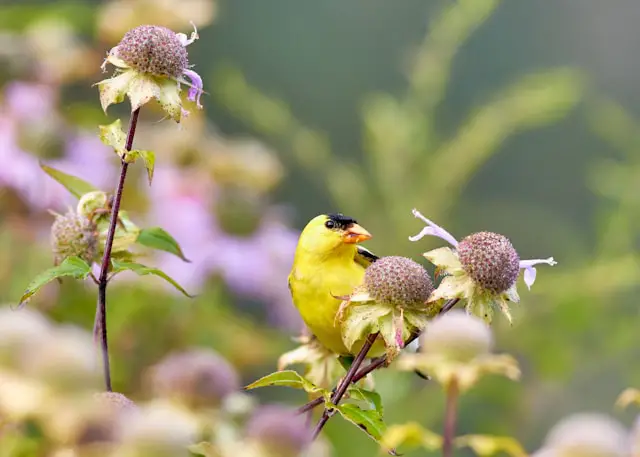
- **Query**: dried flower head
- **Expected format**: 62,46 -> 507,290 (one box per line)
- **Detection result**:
409,209 -> 557,324
364,256 -> 434,309
245,405 -> 313,457
457,232 -> 520,293
149,348 -> 239,408
337,256 -> 437,361
534,413 -> 630,457
116,25 -> 188,78
94,391 -> 137,413
50,210 -> 98,265
98,23 -> 204,122
420,310 -> 493,363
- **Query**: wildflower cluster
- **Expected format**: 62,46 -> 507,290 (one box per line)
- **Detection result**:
0,305 -> 330,457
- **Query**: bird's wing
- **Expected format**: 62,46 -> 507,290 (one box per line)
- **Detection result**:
354,245 -> 379,268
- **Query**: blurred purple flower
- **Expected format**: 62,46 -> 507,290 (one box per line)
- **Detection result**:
146,166 -> 302,331
0,115 -> 72,211
52,132 -> 116,191
4,81 -> 56,122
0,81 -> 115,213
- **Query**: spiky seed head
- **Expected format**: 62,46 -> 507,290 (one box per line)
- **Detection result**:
457,231 -> 520,293
245,405 -> 313,457
94,391 -> 137,413
542,413 -> 630,457
50,211 -> 98,265
149,349 -> 239,408
364,256 -> 434,309
115,25 -> 188,78
420,310 -> 493,363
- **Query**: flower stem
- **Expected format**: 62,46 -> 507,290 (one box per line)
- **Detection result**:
94,108 -> 140,391
311,332 -> 379,439
442,378 -> 459,457
296,298 -> 461,415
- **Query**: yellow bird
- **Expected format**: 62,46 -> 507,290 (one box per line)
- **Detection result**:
288,213 -> 386,357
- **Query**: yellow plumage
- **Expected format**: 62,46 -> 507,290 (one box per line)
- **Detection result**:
288,214 -> 385,356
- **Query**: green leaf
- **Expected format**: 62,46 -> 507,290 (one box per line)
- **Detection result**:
338,355 -> 355,372
19,257 -> 92,307
244,370 -> 326,395
97,70 -> 134,113
39,163 -> 98,199
98,119 -> 127,157
158,76 -> 183,122
136,227 -> 189,262
110,260 -> 194,298
138,150 -> 155,185
381,422 -> 442,453
333,403 -> 392,451
347,387 -> 383,414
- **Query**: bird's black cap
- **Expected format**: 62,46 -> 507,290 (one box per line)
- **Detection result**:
327,213 -> 357,229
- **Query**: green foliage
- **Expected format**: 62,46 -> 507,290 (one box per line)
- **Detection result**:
98,119 -> 156,182
18,256 -> 92,306
245,370 -> 327,396
110,260 -> 194,298
347,387 -> 383,415
40,163 -> 98,199
136,227 -> 190,262
212,0 -> 583,256
331,403 -> 390,451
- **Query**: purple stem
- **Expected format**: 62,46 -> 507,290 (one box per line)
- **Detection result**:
442,378 -> 459,457
311,332 -> 380,439
94,108 -> 140,391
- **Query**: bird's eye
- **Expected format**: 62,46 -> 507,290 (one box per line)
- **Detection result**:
325,220 -> 336,229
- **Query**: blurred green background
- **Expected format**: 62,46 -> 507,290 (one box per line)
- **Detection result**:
0,0 -> 639,455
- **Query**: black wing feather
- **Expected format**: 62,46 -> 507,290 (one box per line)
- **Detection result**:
355,245 -> 379,267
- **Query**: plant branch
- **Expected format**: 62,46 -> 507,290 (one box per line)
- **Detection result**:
297,298 -> 461,415
442,378 -> 459,457
93,108 -> 140,392
312,332 -> 379,439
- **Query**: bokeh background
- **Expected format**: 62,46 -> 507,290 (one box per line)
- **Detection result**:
1,0 -> 639,455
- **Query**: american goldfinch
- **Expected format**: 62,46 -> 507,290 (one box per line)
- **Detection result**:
288,213 -> 386,356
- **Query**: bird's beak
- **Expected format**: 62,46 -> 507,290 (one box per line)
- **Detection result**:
343,224 -> 372,244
